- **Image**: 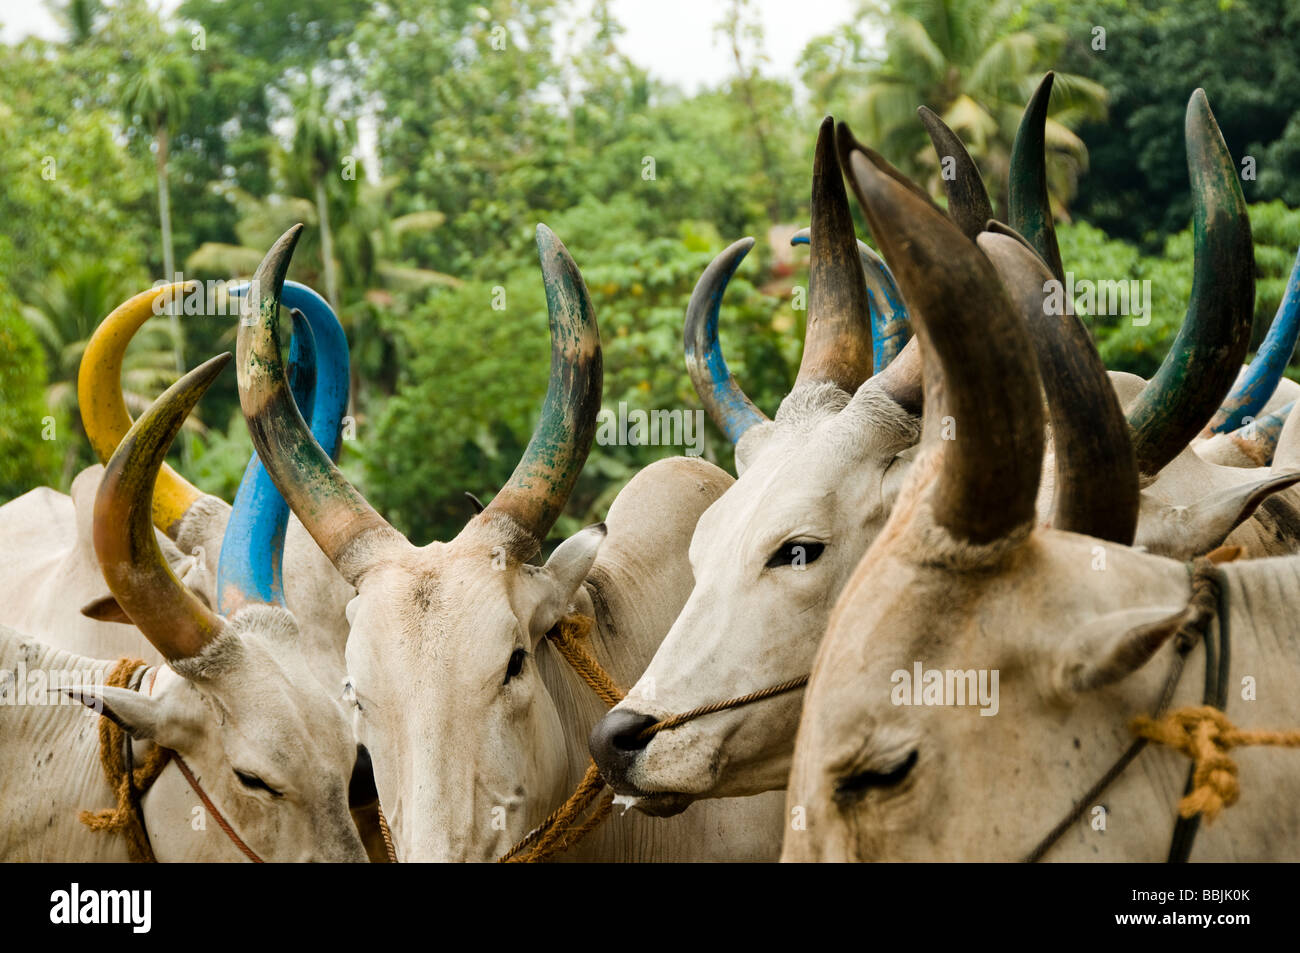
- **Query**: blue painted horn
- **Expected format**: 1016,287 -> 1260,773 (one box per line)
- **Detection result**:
1205,245 -> 1300,435
217,280 -> 350,609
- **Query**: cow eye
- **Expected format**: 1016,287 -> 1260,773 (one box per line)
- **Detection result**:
766,540 -> 825,569
834,750 -> 917,803
235,770 -> 283,798
504,648 -> 528,684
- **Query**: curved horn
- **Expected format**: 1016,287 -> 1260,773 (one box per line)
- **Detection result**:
238,225 -> 406,587
218,280 -> 351,610
980,225 -> 1139,544
230,279 -> 351,458
836,121 -> 942,210
845,148 -> 1044,545
1126,89 -> 1255,478
684,237 -> 770,443
794,116 -> 874,391
480,225 -> 603,553
79,281 -> 205,536
791,227 -> 911,372
917,106 -> 994,243
216,310 -> 317,611
1205,244 -> 1300,434
1008,73 -> 1065,283
94,354 -> 230,662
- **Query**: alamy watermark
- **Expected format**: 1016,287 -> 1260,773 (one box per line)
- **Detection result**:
0,662 -> 104,713
890,662 -> 999,716
595,403 -> 704,456
150,275 -> 261,318
1044,272 -> 1152,326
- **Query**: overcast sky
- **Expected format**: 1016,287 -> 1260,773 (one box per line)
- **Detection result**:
1,0 -> 861,91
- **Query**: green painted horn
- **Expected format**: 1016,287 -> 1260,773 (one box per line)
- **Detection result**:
1126,89 -> 1255,479
917,106 -> 994,243
1008,73 -> 1065,283
238,225 -> 407,587
480,225 -> 603,555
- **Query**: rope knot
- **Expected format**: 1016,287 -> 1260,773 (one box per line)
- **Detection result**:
1129,705 -> 1300,824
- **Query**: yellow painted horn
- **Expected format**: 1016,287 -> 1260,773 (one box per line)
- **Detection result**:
79,282 -> 204,536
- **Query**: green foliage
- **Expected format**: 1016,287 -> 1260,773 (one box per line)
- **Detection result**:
0,280 -> 58,498
803,0 -> 1107,213
1028,0 -> 1300,244
1057,202 -> 1300,377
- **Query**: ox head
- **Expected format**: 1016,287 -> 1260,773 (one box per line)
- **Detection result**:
238,223 -> 605,860
589,118 -> 924,809
782,101 -> 1255,861
73,354 -> 366,862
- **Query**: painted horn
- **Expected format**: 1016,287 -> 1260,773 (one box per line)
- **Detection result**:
683,237 -> 770,443
791,227 -> 911,373
238,225 -> 406,587
845,147 -> 1044,545
1211,400 -> 1294,468
218,280 -> 351,611
979,224 -> 1139,545
79,281 -> 206,536
93,354 -> 230,662
1205,244 -> 1300,434
1126,89 -> 1254,479
795,117 -> 874,392
1008,73 -> 1065,283
916,106 -> 995,244
216,310 -> 318,612
479,225 -> 603,554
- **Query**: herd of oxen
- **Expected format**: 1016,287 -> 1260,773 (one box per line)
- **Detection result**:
3,73 -> 1300,862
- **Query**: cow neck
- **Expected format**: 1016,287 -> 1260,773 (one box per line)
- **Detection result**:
1025,556 -> 1231,863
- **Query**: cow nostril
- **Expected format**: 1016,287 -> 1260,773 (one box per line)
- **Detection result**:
612,714 -> 658,752
589,709 -> 660,778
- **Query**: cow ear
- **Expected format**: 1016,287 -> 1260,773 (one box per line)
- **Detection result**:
1053,606 -> 1190,697
64,684 -> 162,738
80,595 -> 133,625
65,683 -> 204,748
527,523 -> 606,639
1182,471 -> 1300,553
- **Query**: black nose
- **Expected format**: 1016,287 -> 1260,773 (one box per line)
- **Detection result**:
589,708 -> 659,788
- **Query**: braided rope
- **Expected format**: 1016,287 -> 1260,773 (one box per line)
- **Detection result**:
1132,705 -> 1300,823
79,659 -> 171,863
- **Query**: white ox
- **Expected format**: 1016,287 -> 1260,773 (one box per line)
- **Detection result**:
0,356 -> 365,862
784,151 -> 1300,861
589,89 -> 1300,810
237,223 -> 785,861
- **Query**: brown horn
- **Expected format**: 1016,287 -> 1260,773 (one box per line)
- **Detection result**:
94,354 -> 230,662
979,225 -> 1139,545
479,225 -> 603,555
845,148 -> 1044,545
238,225 -> 407,587
794,117 -> 874,391
917,106 -> 994,243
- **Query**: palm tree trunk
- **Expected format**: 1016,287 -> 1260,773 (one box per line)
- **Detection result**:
156,126 -> 184,376
315,176 -> 339,307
